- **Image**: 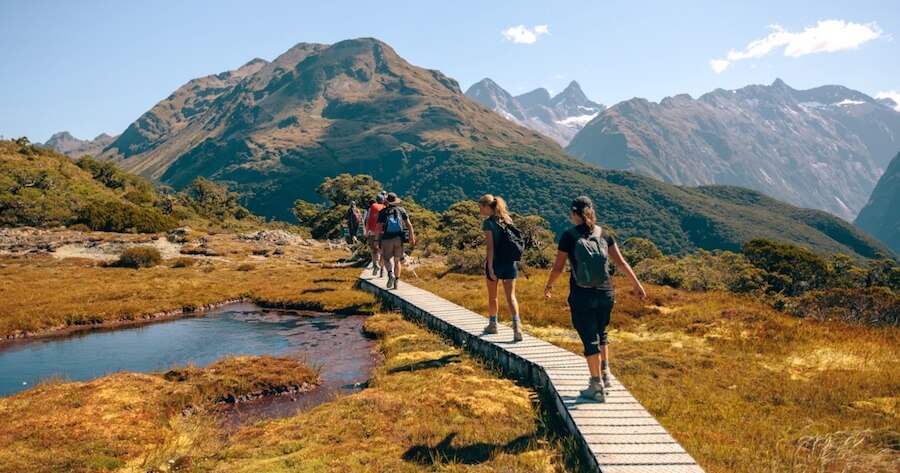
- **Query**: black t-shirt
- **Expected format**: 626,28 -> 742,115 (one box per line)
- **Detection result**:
482,215 -> 502,247
557,224 -> 616,293
377,205 -> 409,240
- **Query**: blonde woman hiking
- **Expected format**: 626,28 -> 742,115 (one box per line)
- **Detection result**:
544,196 -> 646,402
479,194 -> 525,342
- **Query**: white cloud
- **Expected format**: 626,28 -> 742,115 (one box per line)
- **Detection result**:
875,90 -> 900,111
553,73 -> 565,80
501,24 -> 550,44
711,20 -> 884,73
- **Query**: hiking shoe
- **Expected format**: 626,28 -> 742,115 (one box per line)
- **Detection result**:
601,368 -> 613,388
372,265 -> 379,276
392,278 -> 399,290
386,274 -> 395,289
579,380 -> 606,402
379,267 -> 385,278
483,321 -> 498,335
512,322 -> 524,342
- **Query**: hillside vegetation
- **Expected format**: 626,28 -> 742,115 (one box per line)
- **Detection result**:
94,38 -> 890,259
0,139 -> 266,233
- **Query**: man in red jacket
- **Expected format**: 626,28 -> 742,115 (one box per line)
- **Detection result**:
365,194 -> 386,277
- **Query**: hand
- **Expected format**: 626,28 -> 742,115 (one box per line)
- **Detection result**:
408,237 -> 416,247
544,285 -> 553,299
488,271 -> 497,281
633,284 -> 646,300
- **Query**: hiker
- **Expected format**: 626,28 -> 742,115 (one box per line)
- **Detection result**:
375,192 -> 415,289
479,194 -> 524,342
346,201 -> 361,243
365,195 -> 386,277
544,196 -> 646,402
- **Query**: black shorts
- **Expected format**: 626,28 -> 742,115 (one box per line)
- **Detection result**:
485,260 -> 518,280
568,287 -> 614,356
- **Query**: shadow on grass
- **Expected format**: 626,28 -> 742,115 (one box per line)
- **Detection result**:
301,287 -> 336,294
386,354 -> 462,374
403,432 -> 536,465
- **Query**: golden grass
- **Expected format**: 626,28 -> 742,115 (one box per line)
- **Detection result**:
0,237 -> 375,337
0,356 -> 317,473
410,266 -> 900,473
207,313 -> 572,472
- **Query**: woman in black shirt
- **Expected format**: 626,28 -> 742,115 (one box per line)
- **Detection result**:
544,196 -> 646,402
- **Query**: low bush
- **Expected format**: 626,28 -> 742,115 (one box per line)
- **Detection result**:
77,200 -> 177,234
446,248 -> 484,275
635,250 -> 767,293
170,257 -> 196,268
236,263 -> 256,272
789,287 -> 900,327
115,247 -> 163,269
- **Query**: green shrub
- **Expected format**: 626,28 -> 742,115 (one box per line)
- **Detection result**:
446,248 -> 485,275
788,287 -> 899,327
116,247 -> 163,268
77,200 -> 177,233
635,250 -> 767,293
742,239 -> 833,295
620,237 -> 663,267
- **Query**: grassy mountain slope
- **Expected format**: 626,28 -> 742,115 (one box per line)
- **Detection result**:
0,140 -> 175,232
99,39 -> 890,258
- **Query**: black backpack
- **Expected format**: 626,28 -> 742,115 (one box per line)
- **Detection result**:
495,221 -> 525,263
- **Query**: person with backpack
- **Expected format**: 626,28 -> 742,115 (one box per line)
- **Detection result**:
479,194 -> 525,342
544,196 -> 646,402
365,195 -> 386,277
346,201 -> 362,244
375,192 -> 415,289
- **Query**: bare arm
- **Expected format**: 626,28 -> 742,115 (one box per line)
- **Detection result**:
406,219 -> 415,245
544,251 -> 568,298
608,242 -> 646,299
485,231 -> 496,280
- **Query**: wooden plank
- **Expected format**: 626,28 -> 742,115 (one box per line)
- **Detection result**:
358,271 -> 703,472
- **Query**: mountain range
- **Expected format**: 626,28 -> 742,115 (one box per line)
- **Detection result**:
44,131 -> 116,158
465,79 -> 603,145
565,79 -> 900,221
84,38 -> 890,259
855,151 -> 900,254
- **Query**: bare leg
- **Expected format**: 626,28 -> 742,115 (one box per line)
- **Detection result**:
586,353 -> 601,378
600,345 -> 609,363
486,278 -> 499,316
501,279 -> 519,318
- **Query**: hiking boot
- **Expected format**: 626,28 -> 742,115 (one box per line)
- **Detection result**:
387,273 -> 395,289
483,320 -> 498,335
601,367 -> 613,388
372,264 -> 379,276
379,267 -> 385,278
579,379 -> 606,402
512,321 -> 524,342
391,277 -> 399,290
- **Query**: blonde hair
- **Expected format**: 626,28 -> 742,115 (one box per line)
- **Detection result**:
479,194 -> 513,225
581,206 -> 597,229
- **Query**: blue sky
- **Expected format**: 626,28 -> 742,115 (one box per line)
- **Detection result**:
2,0 -> 898,143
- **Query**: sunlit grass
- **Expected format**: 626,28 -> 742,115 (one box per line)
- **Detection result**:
0,355 -> 317,473
0,235 -> 376,337
409,266 -> 900,473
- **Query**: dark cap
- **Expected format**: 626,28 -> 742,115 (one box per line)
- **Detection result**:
386,192 -> 402,204
571,195 -> 593,213
375,194 -> 385,203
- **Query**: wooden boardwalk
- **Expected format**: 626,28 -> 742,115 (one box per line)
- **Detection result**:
359,270 -> 704,473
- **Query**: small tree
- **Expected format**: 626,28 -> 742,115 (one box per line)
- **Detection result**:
742,238 -> 833,295
316,174 -> 383,206
620,237 -> 663,267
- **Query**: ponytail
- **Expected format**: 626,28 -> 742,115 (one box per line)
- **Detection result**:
581,206 -> 596,229
479,194 -> 513,225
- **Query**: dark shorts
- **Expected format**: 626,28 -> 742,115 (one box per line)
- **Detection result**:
485,260 -> 518,280
568,287 -> 615,356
